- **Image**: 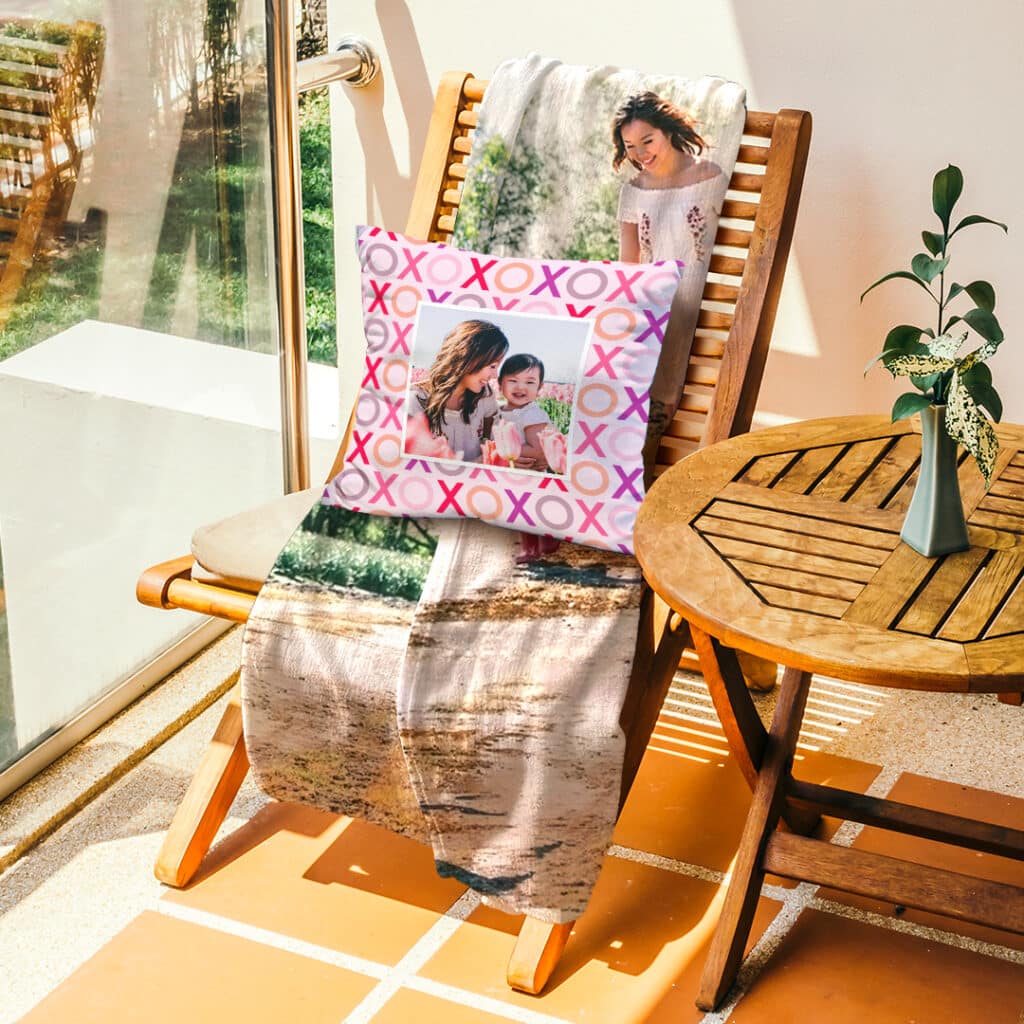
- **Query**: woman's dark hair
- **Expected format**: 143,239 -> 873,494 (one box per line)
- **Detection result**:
499,352 -> 545,386
611,91 -> 706,172
420,319 -> 509,436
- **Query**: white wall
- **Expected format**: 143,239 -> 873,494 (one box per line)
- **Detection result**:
326,0 -> 1023,429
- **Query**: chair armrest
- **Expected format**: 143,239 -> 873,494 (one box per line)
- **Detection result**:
137,556 -> 257,623
137,555 -> 195,609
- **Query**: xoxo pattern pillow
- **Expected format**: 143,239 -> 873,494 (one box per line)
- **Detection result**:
324,227 -> 684,553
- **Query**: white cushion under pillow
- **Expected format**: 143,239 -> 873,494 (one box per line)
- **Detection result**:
190,486 -> 322,585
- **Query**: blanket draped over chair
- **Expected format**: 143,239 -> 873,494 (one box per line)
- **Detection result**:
241,56 -> 745,921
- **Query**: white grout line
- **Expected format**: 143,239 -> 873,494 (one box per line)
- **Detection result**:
608,843 -> 726,885
401,976 -> 573,1024
159,895 -> 572,1024
156,901 -> 389,979
828,763 -> 902,847
698,882 -> 819,1023
338,890 -> 573,1024
339,890 -> 480,1023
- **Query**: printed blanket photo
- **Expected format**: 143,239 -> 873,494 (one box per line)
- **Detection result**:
241,55 -> 746,920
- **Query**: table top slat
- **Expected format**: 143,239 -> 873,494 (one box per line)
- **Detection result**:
968,509 -> 1024,536
749,584 -> 851,618
988,478 -> 1023,498
846,434 -> 922,508
719,481 -> 904,537
936,550 -> 1024,642
696,495 -> 897,552
974,494 -> 1024,519
842,544 -> 935,630
809,437 -> 893,501
999,467 -> 1024,486
696,513 -> 891,566
733,560 -> 865,602
983,574 -> 1024,639
706,535 -> 878,583
893,548 -> 989,637
736,451 -> 800,487
770,444 -> 849,493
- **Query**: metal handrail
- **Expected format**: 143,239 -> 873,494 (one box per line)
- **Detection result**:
298,36 -> 380,93
266,4 -> 380,492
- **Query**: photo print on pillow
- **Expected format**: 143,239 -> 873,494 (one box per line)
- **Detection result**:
324,227 -> 683,553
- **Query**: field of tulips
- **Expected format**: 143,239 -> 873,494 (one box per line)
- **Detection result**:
538,381 -> 575,403
537,396 -> 572,435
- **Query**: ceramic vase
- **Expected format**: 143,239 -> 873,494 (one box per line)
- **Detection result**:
900,404 -> 970,557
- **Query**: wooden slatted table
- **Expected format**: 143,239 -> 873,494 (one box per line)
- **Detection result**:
634,414 -> 1024,1011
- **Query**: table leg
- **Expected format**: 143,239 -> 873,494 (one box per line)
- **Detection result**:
696,665 -> 814,1012
691,626 -> 820,836
691,625 -> 767,788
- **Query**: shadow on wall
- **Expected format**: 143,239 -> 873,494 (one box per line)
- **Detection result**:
728,0 -> 1020,424
336,0 -> 434,228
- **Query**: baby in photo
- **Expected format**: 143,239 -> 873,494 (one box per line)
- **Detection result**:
493,353 -> 551,471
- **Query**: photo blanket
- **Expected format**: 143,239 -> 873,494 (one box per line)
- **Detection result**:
242,56 -> 746,919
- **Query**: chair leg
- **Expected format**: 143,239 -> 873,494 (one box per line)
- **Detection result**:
155,677 -> 250,887
998,692 -> 1022,706
507,917 -> 574,994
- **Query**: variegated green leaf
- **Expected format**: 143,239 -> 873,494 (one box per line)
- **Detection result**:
958,339 -> 1001,372
884,353 -> 956,377
865,325 -> 929,376
927,330 -> 968,360
946,373 -> 999,485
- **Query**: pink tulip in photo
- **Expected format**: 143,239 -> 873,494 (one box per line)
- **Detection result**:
492,419 -> 523,468
539,425 -> 568,475
481,439 -> 505,466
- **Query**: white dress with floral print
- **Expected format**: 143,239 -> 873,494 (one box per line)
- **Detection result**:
617,180 -> 710,266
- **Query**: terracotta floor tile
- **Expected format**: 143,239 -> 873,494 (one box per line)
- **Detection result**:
419,855 -> 782,1023
18,911 -> 377,1024
727,908 -> 1024,1023
373,989 -> 518,1023
163,802 -> 465,964
817,772 -> 1024,949
615,716 -> 880,881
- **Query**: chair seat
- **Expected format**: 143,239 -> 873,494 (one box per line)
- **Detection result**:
190,486 -> 321,586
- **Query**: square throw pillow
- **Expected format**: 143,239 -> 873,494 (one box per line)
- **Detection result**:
323,226 -> 683,553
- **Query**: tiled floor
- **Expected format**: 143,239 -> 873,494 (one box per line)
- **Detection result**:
6,665 -> 1023,1024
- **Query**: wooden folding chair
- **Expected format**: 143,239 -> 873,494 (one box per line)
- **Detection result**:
138,71 -> 811,994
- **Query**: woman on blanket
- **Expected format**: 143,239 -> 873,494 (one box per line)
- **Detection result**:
612,91 -> 722,265
406,318 -> 509,464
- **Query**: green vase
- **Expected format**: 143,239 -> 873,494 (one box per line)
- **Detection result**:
900,404 -> 970,557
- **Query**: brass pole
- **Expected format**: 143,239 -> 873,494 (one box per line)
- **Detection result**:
265,0 -> 309,492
